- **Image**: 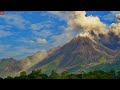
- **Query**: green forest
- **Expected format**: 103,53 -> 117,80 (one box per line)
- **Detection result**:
1,69 -> 120,79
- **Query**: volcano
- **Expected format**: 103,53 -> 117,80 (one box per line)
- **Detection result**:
29,35 -> 118,74
0,35 -> 120,77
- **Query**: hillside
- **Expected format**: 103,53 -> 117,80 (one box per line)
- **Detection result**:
29,35 -> 119,74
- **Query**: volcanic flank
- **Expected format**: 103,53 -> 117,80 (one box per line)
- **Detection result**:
29,35 -> 118,74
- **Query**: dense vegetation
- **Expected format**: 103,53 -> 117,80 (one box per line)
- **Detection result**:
1,69 -> 120,79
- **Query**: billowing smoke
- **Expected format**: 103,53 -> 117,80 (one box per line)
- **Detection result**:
63,11 -> 120,38
50,11 -> 120,36
64,11 -> 108,38
109,14 -> 120,36
116,14 -> 120,23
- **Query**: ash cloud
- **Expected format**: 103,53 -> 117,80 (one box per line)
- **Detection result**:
62,11 -> 120,37
109,14 -> 120,36
64,11 -> 107,37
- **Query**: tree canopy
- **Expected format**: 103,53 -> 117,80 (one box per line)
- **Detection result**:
2,69 -> 120,79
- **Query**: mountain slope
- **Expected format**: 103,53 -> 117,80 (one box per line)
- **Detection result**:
1,47 -> 60,77
18,47 -> 60,71
0,58 -> 16,77
84,60 -> 120,73
29,35 -> 118,74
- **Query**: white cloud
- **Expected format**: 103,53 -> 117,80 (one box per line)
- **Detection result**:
4,46 -> 41,59
0,25 -> 13,37
0,45 -> 11,51
111,11 -> 120,14
31,23 -> 41,30
48,11 -> 66,21
101,11 -> 120,22
33,30 -> 52,38
102,13 -> 115,21
0,45 -> 12,59
48,11 -> 74,21
14,46 -> 39,54
0,15 -> 30,29
36,38 -> 47,44
30,21 -> 53,30
0,30 -> 12,37
0,25 -> 13,30
19,38 -> 47,44
19,39 -> 35,44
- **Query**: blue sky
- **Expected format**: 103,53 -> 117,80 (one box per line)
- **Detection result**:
0,11 -> 119,60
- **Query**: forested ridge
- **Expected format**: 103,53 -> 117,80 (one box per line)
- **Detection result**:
1,69 -> 120,79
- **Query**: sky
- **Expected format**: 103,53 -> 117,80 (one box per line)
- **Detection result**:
0,11 -> 120,60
